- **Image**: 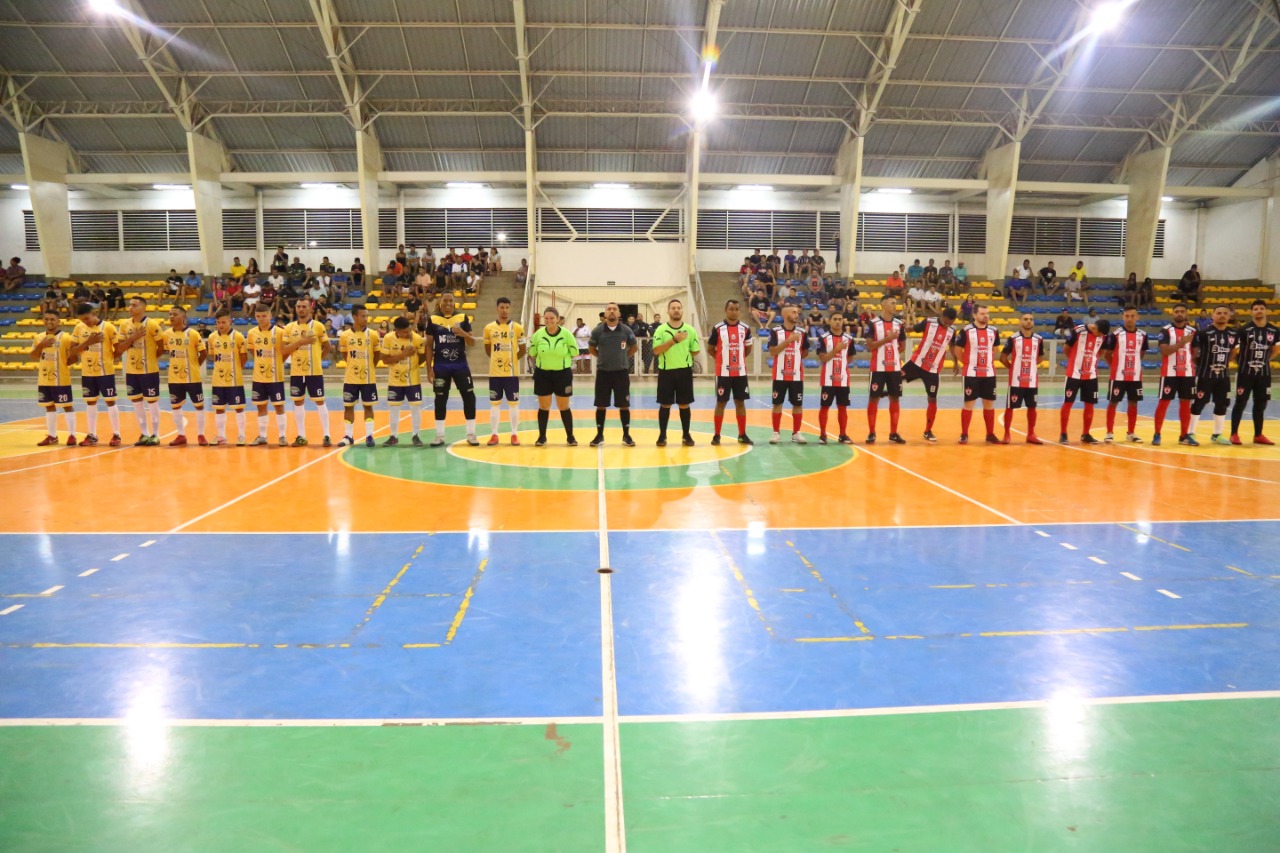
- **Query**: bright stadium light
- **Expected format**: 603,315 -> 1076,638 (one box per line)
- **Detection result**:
593,183 -> 631,189
300,182 -> 333,189
875,187 -> 913,195
11,184 -> 28,190
1162,196 -> 1174,202
496,232 -> 507,242
690,88 -> 718,122
1090,1 -> 1128,32
152,183 -> 189,190
735,184 -> 773,192
89,0 -> 123,14
447,182 -> 484,189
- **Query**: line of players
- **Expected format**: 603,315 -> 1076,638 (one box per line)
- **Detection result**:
704,295 -> 1278,447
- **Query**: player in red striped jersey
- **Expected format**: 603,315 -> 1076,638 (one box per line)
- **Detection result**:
864,295 -> 907,444
1151,302 -> 1198,445
999,312 -> 1045,444
1103,307 -> 1150,443
708,299 -> 755,445
950,305 -> 1001,443
903,306 -> 960,441
816,311 -> 855,444
1058,318 -> 1110,444
767,305 -> 809,444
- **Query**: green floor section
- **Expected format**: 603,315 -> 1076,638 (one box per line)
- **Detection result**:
621,699 -> 1280,852
0,723 -> 604,853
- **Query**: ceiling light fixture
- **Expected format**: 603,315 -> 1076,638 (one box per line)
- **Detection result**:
593,183 -> 631,189
1161,196 -> 1174,202
11,184 -> 28,190
875,187 -> 913,194
88,0 -> 122,14
446,182 -> 484,189
152,183 -> 189,190
300,182 -> 333,189
735,184 -> 773,192
496,232 -> 507,242
689,88 -> 718,122
1090,1 -> 1129,32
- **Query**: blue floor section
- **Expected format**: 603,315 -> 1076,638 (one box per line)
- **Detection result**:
1,522 -> 1276,719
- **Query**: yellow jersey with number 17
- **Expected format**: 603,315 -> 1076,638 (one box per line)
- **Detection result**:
34,330 -> 74,386
339,327 -> 380,385
284,319 -> 327,377
381,332 -> 424,387
483,321 -> 524,377
247,326 -> 286,383
207,330 -> 246,388
71,321 -> 119,376
116,316 -> 163,375
161,327 -> 205,384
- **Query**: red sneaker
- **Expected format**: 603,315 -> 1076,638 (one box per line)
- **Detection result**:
487,434 -> 499,446
81,435 -> 98,447
108,434 -> 121,447
37,435 -> 58,446
1026,434 -> 1044,445
1001,432 -> 1011,445
197,434 -> 208,447
1229,434 -> 1243,446
170,435 -> 188,447
66,435 -> 78,446
510,434 -> 520,445
1255,435 -> 1274,446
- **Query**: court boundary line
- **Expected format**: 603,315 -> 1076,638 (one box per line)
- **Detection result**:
597,443 -> 626,853
0,427 -> 178,476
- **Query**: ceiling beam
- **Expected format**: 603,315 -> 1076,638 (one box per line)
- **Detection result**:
0,74 -> 83,172
307,0 -> 376,130
846,0 -> 923,136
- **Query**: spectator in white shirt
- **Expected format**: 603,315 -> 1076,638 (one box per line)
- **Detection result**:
240,277 -> 262,318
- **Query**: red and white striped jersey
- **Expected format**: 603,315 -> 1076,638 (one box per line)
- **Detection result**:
818,332 -> 854,387
1159,323 -> 1196,378
708,320 -> 752,377
865,317 -> 906,372
1002,332 -> 1043,389
1064,325 -> 1105,380
769,325 -> 808,381
958,324 -> 1001,378
908,319 -> 955,374
1106,328 -> 1149,381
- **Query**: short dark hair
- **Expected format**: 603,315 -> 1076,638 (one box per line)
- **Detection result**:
393,316 -> 410,330
171,305 -> 187,315
668,298 -> 682,307
1173,302 -> 1188,310
1252,299 -> 1267,309
942,307 -> 958,320
724,299 -> 739,309
543,306 -> 560,318
1094,318 -> 1111,335
215,309 -> 231,319
130,296 -> 147,307
495,296 -> 511,306
352,304 -> 368,315
43,309 -> 60,319
76,303 -> 94,316
255,303 -> 271,313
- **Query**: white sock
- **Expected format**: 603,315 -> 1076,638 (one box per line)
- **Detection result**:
133,404 -> 147,433
275,411 -> 286,441
293,404 -> 306,436
388,407 -> 400,437
410,405 -> 422,435
489,402 -> 501,436
148,401 -> 161,436
173,408 -> 185,436
45,410 -> 57,435
344,418 -> 354,439
1213,414 -> 1225,435
235,411 -> 245,439
466,418 -> 476,437
215,411 -> 226,438
107,405 -> 120,436
1188,414 -> 1200,436
257,412 -> 267,438
315,400 -> 330,437
63,409 -> 76,435
435,420 -> 446,438
508,402 -> 519,433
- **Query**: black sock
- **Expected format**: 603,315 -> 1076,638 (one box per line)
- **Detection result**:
596,409 -> 606,432
679,406 -> 691,436
560,408 -> 575,438
537,408 -> 549,439
620,409 -> 630,434
1255,398 -> 1268,438
1231,393 -> 1248,436
658,406 -> 670,436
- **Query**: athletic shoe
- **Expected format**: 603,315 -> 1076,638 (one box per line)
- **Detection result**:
384,436 -> 400,446
293,436 -> 308,446
958,434 -> 969,444
985,434 -> 1001,444
215,437 -> 228,447
108,434 -> 121,447
430,436 -> 446,447
922,430 -> 937,442
278,436 -> 288,447
567,437 -> 578,447
1081,434 -> 1099,444
1127,434 -> 1143,443
818,434 -> 828,445
253,437 -> 268,446
37,435 -> 58,446
1059,433 -> 1069,444
1179,435 -> 1200,446
1001,432 -> 1011,445
1255,435 -> 1274,445
737,434 -> 753,445
170,435 -> 187,447
535,436 -> 548,447
769,432 -> 781,444
1211,434 -> 1231,445
466,435 -> 480,446
791,433 -> 807,444
323,435 -> 332,447
590,434 -> 605,447
509,435 -> 520,446
339,437 -> 354,446
1151,433 -> 1162,446
236,438 -> 246,447
487,434 -> 500,446
82,435 -> 98,447
655,435 -> 667,447
621,434 -> 634,447
413,435 -> 425,446
865,433 -> 876,444
132,436 -> 148,447
149,435 -> 161,446
365,435 -> 376,448
710,435 -> 721,446
888,433 -> 906,445
682,435 -> 695,446
66,435 -> 78,446
1229,434 -> 1243,446
196,435 -> 207,447
1104,432 -> 1114,442
1026,434 -> 1044,445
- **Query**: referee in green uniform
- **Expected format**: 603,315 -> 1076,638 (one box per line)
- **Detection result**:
652,298 -> 701,446
528,306 -> 579,446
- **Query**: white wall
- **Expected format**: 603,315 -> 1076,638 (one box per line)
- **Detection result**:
535,241 -> 686,288
1202,199 -> 1265,281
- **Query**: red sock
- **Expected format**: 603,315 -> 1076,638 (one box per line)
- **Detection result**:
925,399 -> 937,431
1002,408 -> 1013,434
818,407 -> 829,435
888,399 -> 900,434
1153,399 -> 1170,433
792,411 -> 803,434
1083,403 -> 1095,434
867,398 -> 879,434
1027,408 -> 1038,435
837,406 -> 848,435
771,411 -> 782,432
714,410 -> 724,436
736,411 -> 747,436
1178,399 -> 1191,435
1106,404 -> 1118,433
1060,404 -> 1071,435
983,408 -> 995,437
1127,406 -> 1138,435
960,408 -> 973,436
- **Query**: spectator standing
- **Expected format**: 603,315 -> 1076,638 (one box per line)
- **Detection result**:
572,317 -> 593,374
271,246 -> 288,273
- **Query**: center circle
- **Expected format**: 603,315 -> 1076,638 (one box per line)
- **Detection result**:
447,427 -> 750,470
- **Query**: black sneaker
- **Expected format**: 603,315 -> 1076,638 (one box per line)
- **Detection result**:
590,434 -> 604,447
535,435 -> 547,447
567,436 -> 578,447
838,434 -> 853,444
1059,433 -> 1069,444
985,434 -> 1001,444
865,433 -> 877,444
622,433 -> 635,447
710,435 -> 721,446
1081,434 -> 1099,444
323,435 -> 332,447
682,435 -> 695,447
959,434 -> 969,444
737,434 -> 754,445
922,430 -> 937,442
818,434 -> 828,445
656,435 -> 667,447
888,433 -> 906,445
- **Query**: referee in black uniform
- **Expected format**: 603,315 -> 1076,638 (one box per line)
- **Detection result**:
589,302 -> 638,446
1230,299 -> 1280,444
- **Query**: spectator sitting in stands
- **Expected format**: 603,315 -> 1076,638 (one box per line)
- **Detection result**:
1064,272 -> 1085,305
907,282 -> 927,314
810,249 -> 826,278
88,286 -> 107,312
1138,276 -> 1154,307
906,258 -> 924,283
318,256 -> 336,274
489,246 -> 502,274
920,284 -> 942,317
476,248 -> 489,274
783,288 -> 804,309
259,278 -> 276,317
1196,308 -> 1212,331
1120,273 -> 1139,307
1018,259 -> 1033,291
923,258 -> 939,287
382,261 -> 401,293
1005,268 -> 1029,306
451,257 -> 468,287
305,274 -> 328,307
828,294 -> 847,315
749,288 -> 774,328
241,276 -> 262,318
287,257 -> 306,285
766,248 -> 781,275
72,281 -> 92,310
432,263 -> 450,294
1054,307 -> 1074,339
271,245 -> 288,273
413,265 -> 432,299
775,281 -> 791,302
2,256 -> 25,292
1070,260 -> 1089,288
748,249 -> 763,268
783,249 -> 798,277
960,294 -> 976,323
405,244 -> 419,275
40,283 -> 65,317
276,278 -> 299,319
807,308 -> 825,345
208,278 -> 228,318
797,249 -> 812,277
395,244 -> 408,270
245,258 -> 260,278
224,275 -> 243,310
422,246 -> 436,274
953,261 -> 969,291
328,304 -> 348,340
828,279 -> 847,299
885,269 -> 905,298
229,257 -> 246,290
939,260 -> 955,290
515,258 -> 529,288
165,268 -> 183,297
104,282 -> 125,321
738,256 -> 755,292
465,270 -> 482,296
182,270 -> 203,302
754,266 -> 775,300
806,276 -> 825,302
1039,260 -> 1059,295
350,257 -> 365,291
1176,264 -> 1201,305
314,268 -> 336,303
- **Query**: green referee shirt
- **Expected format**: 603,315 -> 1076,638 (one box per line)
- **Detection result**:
528,325 -> 578,371
652,322 -> 701,370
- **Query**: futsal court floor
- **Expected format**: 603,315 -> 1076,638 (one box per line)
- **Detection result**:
0,379 -> 1276,852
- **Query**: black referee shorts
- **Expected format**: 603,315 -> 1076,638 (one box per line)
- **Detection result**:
533,367 -> 573,398
594,369 -> 631,408
657,367 -> 695,406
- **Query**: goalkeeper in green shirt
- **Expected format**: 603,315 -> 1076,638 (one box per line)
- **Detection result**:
651,298 -> 701,446
528,306 -> 579,446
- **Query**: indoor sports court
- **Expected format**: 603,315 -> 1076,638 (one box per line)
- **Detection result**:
2,0 -> 1280,850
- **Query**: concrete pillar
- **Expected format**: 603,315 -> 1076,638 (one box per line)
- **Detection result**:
19,132 -> 73,278
983,140 -> 1020,281
835,135 -> 863,278
1123,145 -> 1171,282
687,129 -> 702,277
524,128 -> 537,278
1262,155 -> 1279,289
187,131 -> 225,278
356,127 -> 382,273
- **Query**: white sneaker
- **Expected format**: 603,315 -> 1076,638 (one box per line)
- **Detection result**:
791,433 -> 808,444
1104,432 -> 1114,442
1127,433 -> 1143,443
769,432 -> 781,444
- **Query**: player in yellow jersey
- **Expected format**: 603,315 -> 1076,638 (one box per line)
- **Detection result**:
482,296 -> 526,445
247,303 -> 288,446
67,303 -> 122,447
160,305 -> 207,446
281,299 -> 331,446
30,310 -> 77,446
207,309 -> 249,446
338,305 -> 381,447
113,296 -> 165,446
381,316 -> 426,446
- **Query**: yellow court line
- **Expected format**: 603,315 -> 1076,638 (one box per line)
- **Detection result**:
794,636 -> 875,643
1116,523 -> 1192,551
349,542 -> 428,638
712,531 -> 775,638
402,643 -> 442,649
932,584 -> 976,589
1225,565 -> 1256,577
787,542 -> 872,636
443,558 -> 488,645
980,627 -> 1131,637
1133,623 -> 1248,632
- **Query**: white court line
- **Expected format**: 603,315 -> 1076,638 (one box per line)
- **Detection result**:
1157,589 -> 1182,599
1034,530 -> 1051,537
1090,556 -> 1108,565
39,585 -> 63,596
597,444 -> 626,853
0,715 -> 602,727
110,553 -> 128,561
0,430 -> 176,476
1121,572 -> 1143,581
78,568 -> 99,577
0,604 -> 23,615
139,540 -> 156,547
1060,542 -> 1078,550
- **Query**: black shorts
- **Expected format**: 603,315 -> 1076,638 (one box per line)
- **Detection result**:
594,369 -> 631,408
656,367 -> 695,406
252,381 -> 286,404
290,375 -> 325,400
212,386 -> 245,408
343,383 -> 378,405
963,376 -> 998,402
771,380 -> 804,407
1006,386 -> 1038,410
715,375 -> 751,402
1159,377 -> 1196,401
533,367 -> 573,398
388,384 -> 423,404
1064,377 -> 1099,405
434,368 -> 475,397
819,385 -> 850,408
125,372 -> 160,401
489,377 -> 520,402
1194,376 -> 1231,411
868,370 -> 902,399
80,375 -> 116,401
902,361 -> 940,397
1108,380 -> 1144,404
38,384 -> 72,406
169,382 -> 204,406
1236,374 -> 1272,402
